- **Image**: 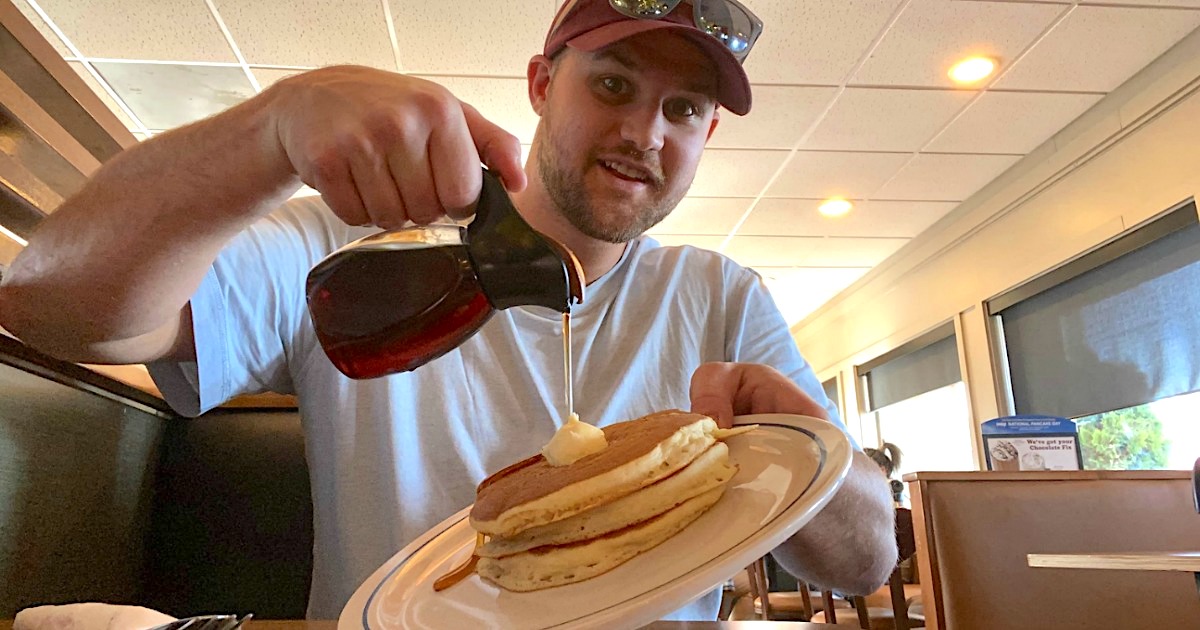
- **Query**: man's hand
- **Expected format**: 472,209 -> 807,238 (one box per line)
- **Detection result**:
689,362 -> 829,428
691,361 -> 897,595
268,65 -> 527,229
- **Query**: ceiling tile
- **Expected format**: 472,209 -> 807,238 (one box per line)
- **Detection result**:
67,61 -> 139,131
873,153 -> 1021,201
926,91 -> 1103,154
415,76 -> 540,144
35,0 -> 234,62
724,235 -> 907,268
249,67 -> 311,90
93,63 -> 255,131
648,197 -> 753,236
803,88 -> 975,152
723,236 -> 821,267
744,0 -> 905,84
994,6 -> 1200,92
649,234 -> 726,253
12,0 -> 70,57
215,0 -> 395,69
764,151 -> 910,199
739,198 -> 958,238
391,0 -> 554,75
709,86 -> 837,150
805,237 -> 909,267
852,0 -> 1064,87
691,150 -> 789,197
756,267 -> 871,325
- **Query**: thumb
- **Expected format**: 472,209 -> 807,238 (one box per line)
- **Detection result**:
462,102 -> 527,193
689,362 -> 739,428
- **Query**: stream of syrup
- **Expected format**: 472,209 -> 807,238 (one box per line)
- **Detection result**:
433,313 -> 578,591
432,533 -> 483,592
563,312 -> 573,421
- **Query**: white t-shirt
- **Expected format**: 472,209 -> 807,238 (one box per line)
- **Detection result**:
149,196 -> 842,620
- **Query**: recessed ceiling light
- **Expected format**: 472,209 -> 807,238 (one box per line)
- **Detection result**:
948,56 -> 997,84
818,198 -> 853,218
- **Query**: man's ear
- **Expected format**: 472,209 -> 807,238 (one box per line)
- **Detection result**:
706,108 -> 721,143
528,54 -> 554,116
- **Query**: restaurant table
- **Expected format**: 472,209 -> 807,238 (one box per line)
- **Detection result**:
0,620 -> 841,630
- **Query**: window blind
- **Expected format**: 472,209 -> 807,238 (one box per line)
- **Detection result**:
997,203 -> 1200,418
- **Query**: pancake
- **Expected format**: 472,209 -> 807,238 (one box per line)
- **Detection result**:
475,484 -> 727,592
477,441 -> 736,559
470,410 -> 719,538
438,410 -> 757,593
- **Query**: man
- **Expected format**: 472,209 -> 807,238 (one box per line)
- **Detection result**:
0,0 -> 895,620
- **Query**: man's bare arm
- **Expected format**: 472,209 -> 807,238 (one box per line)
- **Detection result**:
0,66 -> 525,366
0,91 -> 294,364
771,451 -> 897,595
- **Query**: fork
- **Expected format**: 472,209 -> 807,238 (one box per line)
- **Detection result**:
146,613 -> 253,630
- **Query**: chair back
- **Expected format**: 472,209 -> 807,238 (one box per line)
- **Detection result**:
905,471 -> 1200,630
1192,457 -> 1199,513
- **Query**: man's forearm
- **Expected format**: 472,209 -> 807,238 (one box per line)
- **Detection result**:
0,87 -> 298,362
771,451 -> 898,595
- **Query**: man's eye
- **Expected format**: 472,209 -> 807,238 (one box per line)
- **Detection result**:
599,76 -> 627,94
666,98 -> 700,118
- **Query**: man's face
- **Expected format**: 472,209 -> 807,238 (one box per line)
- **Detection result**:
533,33 -> 720,243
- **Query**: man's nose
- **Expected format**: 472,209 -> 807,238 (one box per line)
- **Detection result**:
619,105 -> 667,153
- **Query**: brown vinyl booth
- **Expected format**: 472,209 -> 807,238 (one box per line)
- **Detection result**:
1,4 -> 314,619
905,471 -> 1200,630
0,339 -> 314,619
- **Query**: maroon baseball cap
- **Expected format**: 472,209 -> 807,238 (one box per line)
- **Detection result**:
543,0 -> 753,115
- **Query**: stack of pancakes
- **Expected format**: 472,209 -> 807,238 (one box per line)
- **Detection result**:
468,410 -> 745,592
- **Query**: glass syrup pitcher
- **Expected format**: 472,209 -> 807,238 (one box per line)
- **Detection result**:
305,169 -> 585,379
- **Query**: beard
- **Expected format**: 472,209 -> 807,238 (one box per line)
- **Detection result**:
536,121 -> 687,244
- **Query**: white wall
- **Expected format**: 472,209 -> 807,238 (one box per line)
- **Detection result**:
794,28 -> 1200,464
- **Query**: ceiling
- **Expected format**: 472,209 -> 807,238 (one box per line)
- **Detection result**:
12,0 -> 1200,325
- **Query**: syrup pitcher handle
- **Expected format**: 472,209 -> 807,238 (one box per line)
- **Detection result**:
466,168 -> 585,311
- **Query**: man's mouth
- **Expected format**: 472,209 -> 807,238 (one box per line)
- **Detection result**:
599,159 -> 657,185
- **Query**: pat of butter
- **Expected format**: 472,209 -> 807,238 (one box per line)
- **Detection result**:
542,413 -> 608,466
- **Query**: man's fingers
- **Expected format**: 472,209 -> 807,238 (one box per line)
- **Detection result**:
311,159 -> 369,226
428,107 -> 483,220
349,153 -> 407,229
690,362 -> 740,428
462,102 -> 526,193
690,362 -> 831,427
743,367 -> 829,420
280,72 -> 523,227
391,148 -> 442,225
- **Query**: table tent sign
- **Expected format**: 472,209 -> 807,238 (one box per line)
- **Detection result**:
981,415 -> 1083,471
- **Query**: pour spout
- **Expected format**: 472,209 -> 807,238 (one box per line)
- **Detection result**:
467,168 -> 585,313
541,237 -> 585,306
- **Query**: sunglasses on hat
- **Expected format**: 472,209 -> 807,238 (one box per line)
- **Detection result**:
607,0 -> 763,62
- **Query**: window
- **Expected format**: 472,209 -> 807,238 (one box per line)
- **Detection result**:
991,200 -> 1200,470
874,382 -> 975,477
821,376 -> 840,418
858,323 -> 976,474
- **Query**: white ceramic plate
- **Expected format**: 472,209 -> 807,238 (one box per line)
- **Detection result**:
338,413 -> 853,630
